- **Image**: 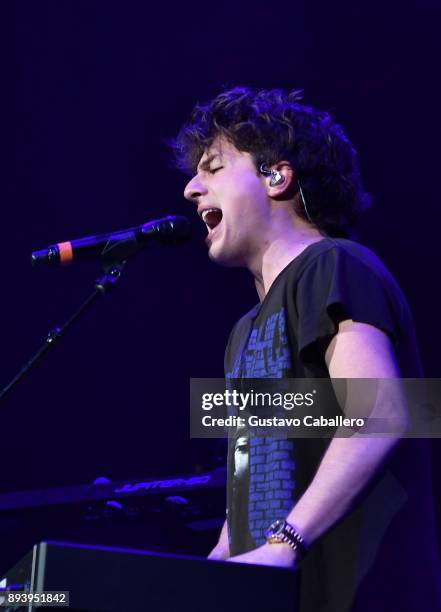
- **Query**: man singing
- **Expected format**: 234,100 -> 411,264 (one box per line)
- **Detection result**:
172,87 -> 441,611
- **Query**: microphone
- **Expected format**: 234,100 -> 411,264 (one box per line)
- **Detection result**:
31,215 -> 191,266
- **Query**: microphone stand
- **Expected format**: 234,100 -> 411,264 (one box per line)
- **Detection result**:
0,234 -> 138,402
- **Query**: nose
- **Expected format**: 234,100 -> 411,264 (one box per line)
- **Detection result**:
184,174 -> 207,203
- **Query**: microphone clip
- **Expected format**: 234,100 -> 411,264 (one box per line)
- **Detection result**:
95,262 -> 125,295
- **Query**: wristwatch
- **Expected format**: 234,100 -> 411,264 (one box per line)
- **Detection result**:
265,519 -> 308,558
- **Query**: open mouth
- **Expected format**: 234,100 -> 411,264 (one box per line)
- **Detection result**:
201,208 -> 223,231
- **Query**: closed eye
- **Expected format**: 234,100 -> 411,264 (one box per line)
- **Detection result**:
209,166 -> 223,174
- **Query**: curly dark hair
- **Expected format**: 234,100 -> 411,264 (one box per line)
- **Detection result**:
171,87 -> 371,238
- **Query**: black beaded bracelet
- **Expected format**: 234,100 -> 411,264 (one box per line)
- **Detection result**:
282,522 -> 308,558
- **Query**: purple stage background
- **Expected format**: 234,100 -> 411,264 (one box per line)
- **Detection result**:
2,0 -> 440,545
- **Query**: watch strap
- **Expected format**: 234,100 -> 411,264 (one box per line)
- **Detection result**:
266,520 -> 308,559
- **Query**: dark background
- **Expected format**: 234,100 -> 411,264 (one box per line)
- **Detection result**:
1,0 -> 440,563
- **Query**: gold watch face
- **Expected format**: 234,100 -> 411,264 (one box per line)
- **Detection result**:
265,519 -> 285,541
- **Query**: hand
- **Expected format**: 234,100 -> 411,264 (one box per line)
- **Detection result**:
227,543 -> 297,568
207,544 -> 230,561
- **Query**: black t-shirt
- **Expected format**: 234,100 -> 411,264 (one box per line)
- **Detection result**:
224,238 -> 441,612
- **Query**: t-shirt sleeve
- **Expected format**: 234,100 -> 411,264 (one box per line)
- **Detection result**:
295,246 -> 401,363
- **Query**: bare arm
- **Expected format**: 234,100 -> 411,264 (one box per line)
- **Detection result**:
285,320 -> 405,544
208,518 -> 230,560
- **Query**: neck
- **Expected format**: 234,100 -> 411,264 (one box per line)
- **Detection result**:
251,220 -> 325,301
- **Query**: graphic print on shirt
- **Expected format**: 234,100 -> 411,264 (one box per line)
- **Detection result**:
226,306 -> 296,545
227,307 -> 291,378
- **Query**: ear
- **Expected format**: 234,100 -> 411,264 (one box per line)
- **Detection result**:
262,161 -> 296,198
